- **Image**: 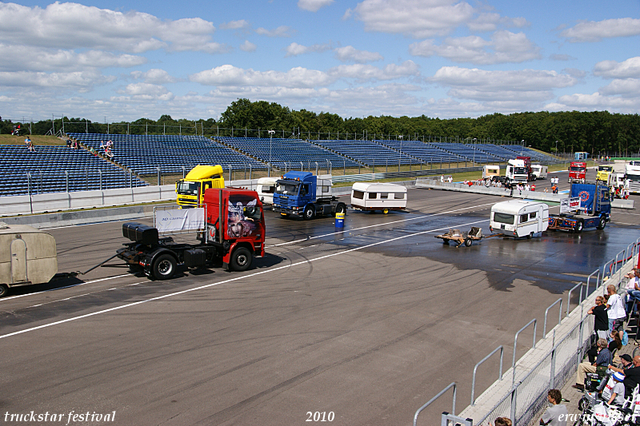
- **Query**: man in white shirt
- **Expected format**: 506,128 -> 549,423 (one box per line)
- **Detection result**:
607,284 -> 627,342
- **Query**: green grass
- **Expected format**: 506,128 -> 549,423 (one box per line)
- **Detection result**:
0,135 -> 66,145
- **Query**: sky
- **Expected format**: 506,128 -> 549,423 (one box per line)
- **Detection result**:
0,0 -> 639,123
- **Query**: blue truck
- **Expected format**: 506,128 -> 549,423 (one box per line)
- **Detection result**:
272,171 -> 347,219
548,181 -> 611,232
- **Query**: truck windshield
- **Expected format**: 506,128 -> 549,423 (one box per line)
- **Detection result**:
627,173 -> 640,182
514,167 -> 527,174
598,166 -> 613,172
275,181 -> 299,196
176,181 -> 199,195
570,166 -> 585,172
493,212 -> 514,224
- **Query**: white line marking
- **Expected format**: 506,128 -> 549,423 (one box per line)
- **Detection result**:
0,218 -> 486,341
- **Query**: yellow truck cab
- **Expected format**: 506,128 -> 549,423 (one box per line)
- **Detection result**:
596,165 -> 613,182
176,165 -> 225,208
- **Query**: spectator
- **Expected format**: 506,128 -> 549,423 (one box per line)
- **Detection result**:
588,295 -> 609,340
625,269 -> 640,317
608,353 -> 634,373
66,138 -> 72,148
622,355 -> 640,396
494,418 -> 512,426
606,284 -> 626,342
602,372 -> 626,406
573,338 -> 611,390
540,389 -> 567,426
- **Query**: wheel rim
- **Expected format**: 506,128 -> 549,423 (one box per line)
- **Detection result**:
158,259 -> 173,275
236,253 -> 248,266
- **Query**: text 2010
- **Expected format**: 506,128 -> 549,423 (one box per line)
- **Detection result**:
306,411 -> 335,422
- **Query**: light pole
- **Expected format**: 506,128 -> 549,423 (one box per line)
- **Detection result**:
473,137 -> 477,164
268,130 -> 275,177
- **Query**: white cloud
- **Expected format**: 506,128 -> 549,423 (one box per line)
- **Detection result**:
240,40 -> 257,52
346,0 -> 474,38
0,2 -> 222,54
409,31 -> 541,64
0,69 -> 113,90
430,66 -> 577,103
593,57 -> 640,79
130,69 -> 177,84
334,46 -> 383,63
255,26 -> 292,37
284,42 -> 331,57
467,12 -> 528,32
190,65 -> 333,88
220,20 -> 250,30
551,92 -> 640,112
298,0 -> 334,12
560,18 -> 640,42
599,79 -> 640,97
119,82 -> 173,101
328,61 -> 419,81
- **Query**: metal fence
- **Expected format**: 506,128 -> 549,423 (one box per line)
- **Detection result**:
414,236 -> 640,426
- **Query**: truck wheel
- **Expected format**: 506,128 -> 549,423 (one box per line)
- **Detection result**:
335,203 -> 346,215
303,205 -> 315,220
0,284 -> 7,297
574,220 -> 584,233
464,238 -> 472,247
597,217 -> 607,230
230,247 -> 252,271
152,254 -> 177,280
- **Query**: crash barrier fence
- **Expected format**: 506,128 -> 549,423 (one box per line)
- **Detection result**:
414,236 -> 640,426
414,177 -> 564,202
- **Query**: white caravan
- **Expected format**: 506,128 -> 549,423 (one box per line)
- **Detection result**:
489,200 -> 549,238
351,182 -> 407,214
531,164 -> 548,180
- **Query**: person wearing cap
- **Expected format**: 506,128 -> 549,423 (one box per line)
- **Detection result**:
608,353 -> 634,373
602,372 -> 626,406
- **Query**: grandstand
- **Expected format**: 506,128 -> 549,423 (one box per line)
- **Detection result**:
0,145 -> 147,197
311,139 -> 419,167
216,136 -> 360,169
68,133 -> 266,176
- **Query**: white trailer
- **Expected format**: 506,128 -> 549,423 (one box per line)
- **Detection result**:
531,164 -> 548,180
0,222 -> 58,296
489,200 -> 549,238
350,182 -> 407,214
256,177 -> 278,205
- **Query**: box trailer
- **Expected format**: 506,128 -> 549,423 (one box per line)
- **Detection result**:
350,182 -> 407,214
256,177 -> 277,205
0,222 -> 58,296
489,200 -> 549,238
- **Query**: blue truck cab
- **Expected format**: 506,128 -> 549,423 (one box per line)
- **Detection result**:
548,181 -> 611,232
272,171 -> 346,219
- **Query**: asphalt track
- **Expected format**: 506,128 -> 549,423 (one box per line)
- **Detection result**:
1,171 -> 639,426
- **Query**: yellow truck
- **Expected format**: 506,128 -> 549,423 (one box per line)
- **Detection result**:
596,165 -> 613,182
175,165 -> 225,207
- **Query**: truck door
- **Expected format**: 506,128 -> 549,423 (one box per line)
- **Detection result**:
11,237 -> 28,284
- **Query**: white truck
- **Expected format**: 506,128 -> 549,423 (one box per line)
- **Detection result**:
256,177 -> 278,205
504,159 -> 529,186
350,182 -> 407,214
625,161 -> 640,194
489,200 -> 549,238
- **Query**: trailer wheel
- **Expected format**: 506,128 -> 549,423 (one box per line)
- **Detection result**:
574,219 -> 584,233
230,247 -> 252,271
597,217 -> 607,230
303,205 -> 315,220
0,284 -> 7,297
152,254 -> 177,280
464,238 -> 472,247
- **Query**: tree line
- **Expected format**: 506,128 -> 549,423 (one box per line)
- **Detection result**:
2,99 -> 640,156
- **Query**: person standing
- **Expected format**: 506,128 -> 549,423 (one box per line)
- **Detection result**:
588,295 -> 609,340
540,389 -> 567,426
606,284 -> 626,342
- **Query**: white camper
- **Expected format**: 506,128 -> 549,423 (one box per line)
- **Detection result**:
351,182 -> 407,214
256,177 -> 278,205
531,164 -> 548,180
0,222 -> 58,296
489,200 -> 549,238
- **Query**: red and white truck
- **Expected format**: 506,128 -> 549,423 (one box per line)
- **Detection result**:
568,161 -> 587,183
117,188 -> 266,279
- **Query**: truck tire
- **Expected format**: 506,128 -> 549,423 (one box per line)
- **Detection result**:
0,284 -> 7,297
335,203 -> 346,215
230,247 -> 252,271
303,205 -> 315,220
152,254 -> 177,280
574,219 -> 584,233
597,217 -> 607,230
464,238 -> 472,247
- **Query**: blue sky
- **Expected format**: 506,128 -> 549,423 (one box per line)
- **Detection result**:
0,0 -> 639,123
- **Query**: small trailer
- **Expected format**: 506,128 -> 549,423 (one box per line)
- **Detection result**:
435,227 -> 483,247
489,200 -> 549,238
350,182 -> 407,214
256,177 -> 277,205
0,222 -> 58,297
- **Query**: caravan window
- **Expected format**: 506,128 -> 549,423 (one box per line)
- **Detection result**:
494,212 -> 514,224
368,192 -> 377,199
380,193 -> 388,199
520,214 -> 529,223
353,190 -> 364,199
530,212 -> 537,219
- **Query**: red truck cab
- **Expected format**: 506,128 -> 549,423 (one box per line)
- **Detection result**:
569,162 -> 587,183
204,188 -> 266,270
